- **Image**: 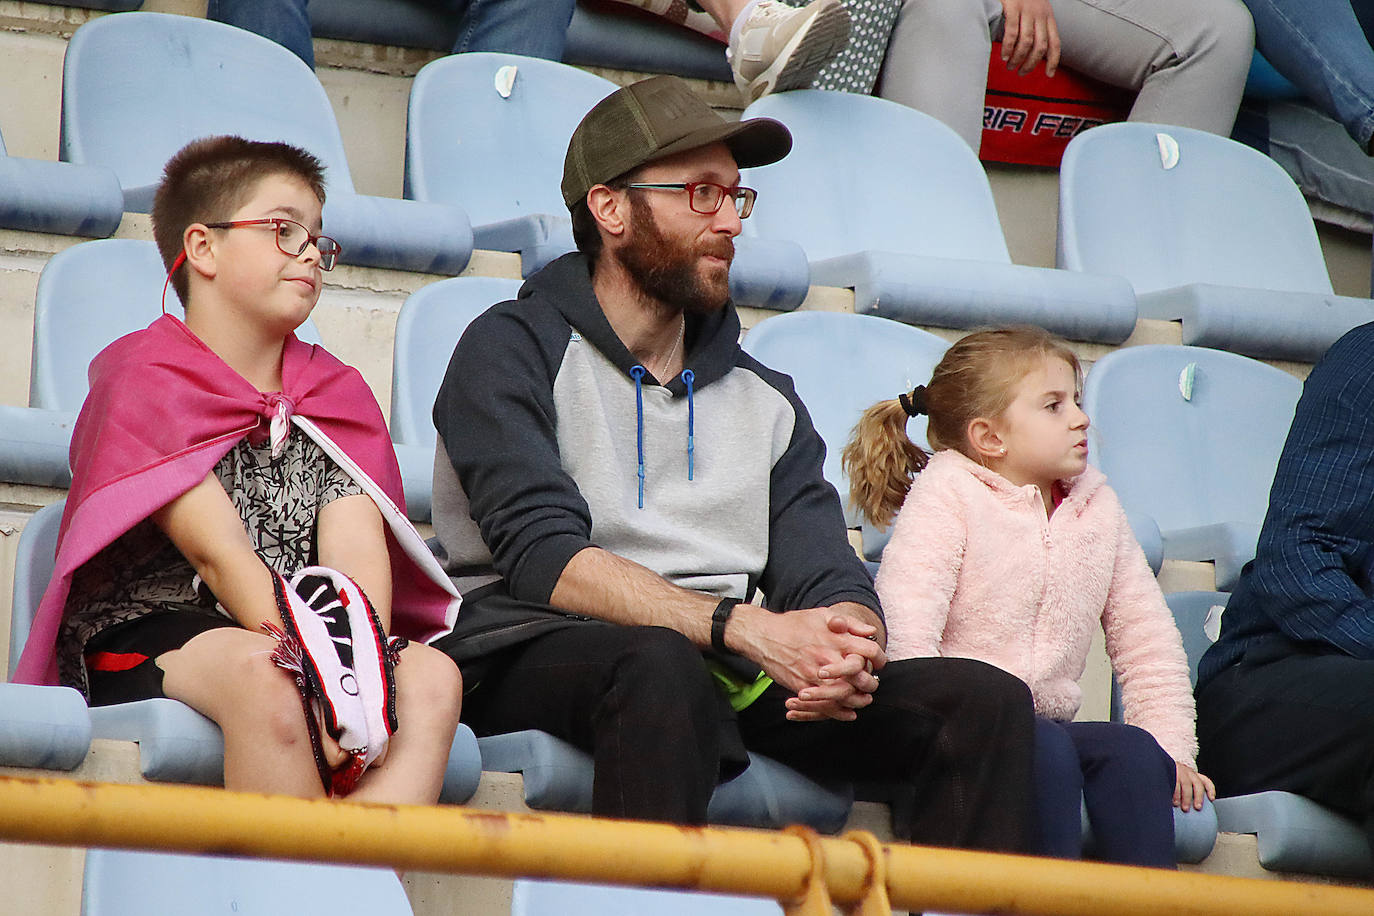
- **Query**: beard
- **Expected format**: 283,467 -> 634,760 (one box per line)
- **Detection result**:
617,195 -> 734,315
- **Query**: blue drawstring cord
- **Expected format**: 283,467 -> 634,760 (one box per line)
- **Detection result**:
630,365 -> 646,509
682,369 -> 695,481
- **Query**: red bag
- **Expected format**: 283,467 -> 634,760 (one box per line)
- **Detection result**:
980,42 -> 1132,167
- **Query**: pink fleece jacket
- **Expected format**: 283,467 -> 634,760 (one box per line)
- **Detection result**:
874,449 -> 1198,766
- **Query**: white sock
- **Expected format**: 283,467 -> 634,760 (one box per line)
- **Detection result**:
729,0 -> 767,45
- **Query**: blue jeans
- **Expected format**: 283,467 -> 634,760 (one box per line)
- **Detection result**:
1242,0 -> 1374,149
208,0 -> 574,70
1033,717 -> 1177,867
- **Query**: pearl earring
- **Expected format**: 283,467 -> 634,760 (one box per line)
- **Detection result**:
998,447 -> 1007,455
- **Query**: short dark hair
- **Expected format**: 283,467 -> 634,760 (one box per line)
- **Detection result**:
570,172 -> 634,263
151,136 -> 327,305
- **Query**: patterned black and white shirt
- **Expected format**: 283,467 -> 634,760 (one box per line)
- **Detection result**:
58,430 -> 364,696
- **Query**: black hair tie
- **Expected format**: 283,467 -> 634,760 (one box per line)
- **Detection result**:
898,386 -> 927,418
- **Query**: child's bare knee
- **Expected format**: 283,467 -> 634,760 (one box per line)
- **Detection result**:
398,644 -> 462,719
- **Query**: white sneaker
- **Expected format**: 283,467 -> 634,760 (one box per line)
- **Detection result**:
728,0 -> 851,102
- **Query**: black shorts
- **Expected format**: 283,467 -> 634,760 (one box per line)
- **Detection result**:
82,611 -> 239,707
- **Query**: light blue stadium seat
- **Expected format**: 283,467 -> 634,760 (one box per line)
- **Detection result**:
0,406 -> 76,489
741,311 -> 949,548
60,12 -> 472,274
1081,345 -> 1301,590
1143,591 -> 1373,877
562,2 -> 731,82
390,276 -> 523,521
0,238 -> 323,491
406,52 -> 809,309
1059,122 -> 1373,362
1214,791 -> 1373,878
479,729 -> 853,833
1096,591 -> 1227,863
310,0 -> 732,82
10,498 -> 481,800
406,53 -> 613,279
82,848 -> 412,915
511,878 -> 783,916
1079,794 -> 1218,866
0,126 -> 122,238
0,681 -> 91,772
739,91 -> 1137,344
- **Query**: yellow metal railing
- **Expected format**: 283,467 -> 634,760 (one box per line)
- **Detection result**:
0,774 -> 1371,915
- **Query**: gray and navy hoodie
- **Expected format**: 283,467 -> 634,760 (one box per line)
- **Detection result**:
429,252 -> 879,668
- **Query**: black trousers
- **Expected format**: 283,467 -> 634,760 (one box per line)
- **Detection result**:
1196,649 -> 1374,849
456,623 -> 1036,853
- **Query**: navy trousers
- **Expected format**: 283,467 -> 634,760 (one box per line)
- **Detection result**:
1033,717 -> 1177,867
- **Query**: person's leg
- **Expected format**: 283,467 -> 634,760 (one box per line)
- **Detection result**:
1197,651 -> 1374,852
456,625 -> 726,823
349,642 -> 463,805
1065,721 -> 1176,868
874,0 -> 1004,152
1049,0 -> 1253,136
439,0 -> 575,59
1242,0 -> 1374,150
156,627 -> 329,797
738,656 -> 1036,852
207,0 -> 316,69
1032,717 -> 1086,859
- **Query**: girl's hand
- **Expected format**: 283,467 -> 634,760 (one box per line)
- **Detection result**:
1174,762 -> 1216,811
1000,0 -> 1061,76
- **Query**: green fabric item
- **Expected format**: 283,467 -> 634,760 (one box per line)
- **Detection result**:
708,663 -> 774,711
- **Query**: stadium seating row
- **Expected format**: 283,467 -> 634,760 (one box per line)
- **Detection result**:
0,248 -> 1325,871
2,12 -> 1369,360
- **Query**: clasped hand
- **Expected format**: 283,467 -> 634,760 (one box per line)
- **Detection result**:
735,605 -> 886,723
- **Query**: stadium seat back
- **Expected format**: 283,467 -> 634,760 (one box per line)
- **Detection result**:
1082,345 -> 1300,579
31,239 -> 320,413
82,849 -> 413,915
740,90 -> 1010,264
0,122 -> 124,238
742,312 -> 948,532
406,53 -> 615,227
9,500 -> 64,673
511,879 -> 783,915
1059,122 -> 1332,295
61,12 -> 355,211
391,276 -> 522,449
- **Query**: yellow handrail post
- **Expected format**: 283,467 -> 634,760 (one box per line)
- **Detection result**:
781,825 -> 841,916
843,830 -> 893,916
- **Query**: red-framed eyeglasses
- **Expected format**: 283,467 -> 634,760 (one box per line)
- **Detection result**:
203,217 -> 342,270
625,181 -> 758,219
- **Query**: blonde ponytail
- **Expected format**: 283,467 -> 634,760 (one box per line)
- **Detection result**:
842,394 -> 929,528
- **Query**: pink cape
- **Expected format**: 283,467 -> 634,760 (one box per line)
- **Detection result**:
14,315 -> 459,686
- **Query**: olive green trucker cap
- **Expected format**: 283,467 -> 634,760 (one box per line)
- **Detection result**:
561,75 -> 792,210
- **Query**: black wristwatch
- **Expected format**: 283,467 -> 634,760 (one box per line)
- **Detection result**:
711,597 -> 741,655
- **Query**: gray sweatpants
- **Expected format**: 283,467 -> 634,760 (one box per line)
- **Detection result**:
876,0 -> 1255,152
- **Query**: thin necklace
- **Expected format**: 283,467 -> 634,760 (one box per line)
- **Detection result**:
654,317 -> 685,381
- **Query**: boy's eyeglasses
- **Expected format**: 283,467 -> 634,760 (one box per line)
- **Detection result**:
625,182 -> 757,219
204,217 -> 342,271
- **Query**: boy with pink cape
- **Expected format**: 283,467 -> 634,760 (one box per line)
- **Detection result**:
14,136 -> 462,801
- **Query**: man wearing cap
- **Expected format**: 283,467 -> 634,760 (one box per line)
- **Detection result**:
428,75 -> 1036,850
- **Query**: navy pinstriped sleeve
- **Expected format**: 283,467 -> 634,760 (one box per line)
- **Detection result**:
1217,324 -> 1374,667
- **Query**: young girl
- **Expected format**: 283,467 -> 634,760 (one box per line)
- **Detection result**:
843,326 -> 1214,866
